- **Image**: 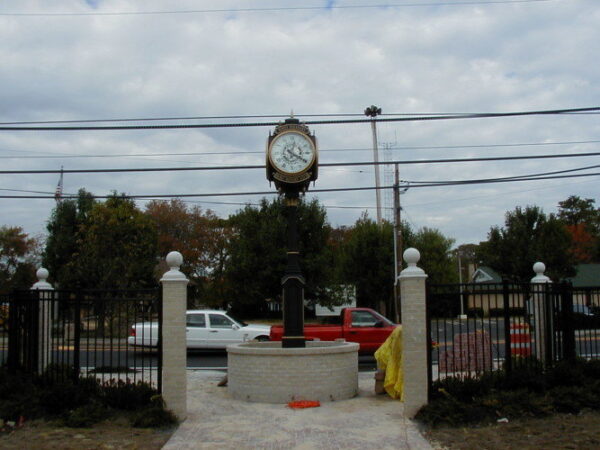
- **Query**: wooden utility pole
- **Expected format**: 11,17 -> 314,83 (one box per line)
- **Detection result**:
393,163 -> 402,323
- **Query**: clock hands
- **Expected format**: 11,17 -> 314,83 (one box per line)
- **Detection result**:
283,143 -> 308,164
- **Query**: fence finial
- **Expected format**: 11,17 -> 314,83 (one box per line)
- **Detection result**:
31,268 -> 53,290
161,251 -> 187,281
531,262 -> 551,283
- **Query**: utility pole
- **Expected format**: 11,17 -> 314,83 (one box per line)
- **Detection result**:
393,163 -> 402,323
364,105 -> 382,225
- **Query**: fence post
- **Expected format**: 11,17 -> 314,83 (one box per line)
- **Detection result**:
31,268 -> 54,374
530,262 -> 552,365
160,251 -> 188,421
400,248 -> 429,418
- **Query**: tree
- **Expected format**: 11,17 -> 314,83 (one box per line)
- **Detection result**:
557,195 -> 600,263
479,206 -> 575,281
0,226 -> 40,293
145,199 -> 232,306
43,189 -> 96,287
224,198 -> 333,317
407,227 -> 457,284
339,215 -> 395,311
74,194 -> 158,289
558,196 -> 600,232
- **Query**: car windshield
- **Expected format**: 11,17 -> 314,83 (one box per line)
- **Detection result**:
226,313 -> 247,327
373,311 -> 395,326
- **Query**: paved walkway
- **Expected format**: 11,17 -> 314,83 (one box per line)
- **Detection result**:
163,370 -> 433,450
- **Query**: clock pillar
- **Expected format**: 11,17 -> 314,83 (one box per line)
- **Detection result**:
281,191 -> 305,348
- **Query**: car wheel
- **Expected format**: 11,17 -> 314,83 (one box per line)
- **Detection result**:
255,335 -> 270,342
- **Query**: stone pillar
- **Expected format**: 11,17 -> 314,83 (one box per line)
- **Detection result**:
530,262 -> 552,364
160,251 -> 188,420
31,268 -> 53,373
400,248 -> 428,418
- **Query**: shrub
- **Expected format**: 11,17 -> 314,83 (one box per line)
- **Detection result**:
493,389 -> 552,418
130,395 -> 178,428
418,359 -> 600,428
415,397 -> 494,427
63,401 -> 110,428
101,379 -> 158,410
39,382 -> 91,415
430,372 -> 499,402
548,385 -> 588,414
545,359 -> 588,388
0,368 -> 170,428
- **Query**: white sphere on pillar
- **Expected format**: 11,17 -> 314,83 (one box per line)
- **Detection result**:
161,251 -> 187,281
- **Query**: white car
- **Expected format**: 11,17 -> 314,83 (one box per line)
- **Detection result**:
128,310 -> 271,349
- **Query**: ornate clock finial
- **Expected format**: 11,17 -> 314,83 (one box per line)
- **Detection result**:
290,109 -> 294,119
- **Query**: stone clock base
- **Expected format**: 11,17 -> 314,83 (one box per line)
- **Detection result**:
227,341 -> 359,403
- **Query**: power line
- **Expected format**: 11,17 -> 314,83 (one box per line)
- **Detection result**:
4,139 -> 600,160
1,106 -> 597,131
0,112 -> 469,126
409,163 -> 600,185
2,151 -> 600,175
0,172 -> 597,200
0,1 -> 555,17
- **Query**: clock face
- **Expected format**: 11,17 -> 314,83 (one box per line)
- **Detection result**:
269,131 -> 316,174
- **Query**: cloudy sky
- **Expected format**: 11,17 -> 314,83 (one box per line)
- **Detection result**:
1,0 -> 599,249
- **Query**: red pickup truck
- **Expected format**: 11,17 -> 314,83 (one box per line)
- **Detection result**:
269,307 -> 398,354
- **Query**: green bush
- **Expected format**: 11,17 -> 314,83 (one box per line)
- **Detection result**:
0,368 -> 171,428
430,372 -> 500,402
130,396 -> 177,428
0,369 -> 43,421
63,401 -> 110,428
101,379 -> 157,411
417,359 -> 600,428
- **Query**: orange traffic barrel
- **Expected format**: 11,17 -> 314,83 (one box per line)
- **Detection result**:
510,323 -> 532,357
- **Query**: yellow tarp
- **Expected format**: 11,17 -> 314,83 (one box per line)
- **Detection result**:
374,325 -> 403,400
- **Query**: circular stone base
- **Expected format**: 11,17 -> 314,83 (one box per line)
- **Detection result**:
227,341 -> 359,403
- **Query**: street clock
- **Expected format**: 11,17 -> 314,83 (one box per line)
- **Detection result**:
266,118 -> 318,193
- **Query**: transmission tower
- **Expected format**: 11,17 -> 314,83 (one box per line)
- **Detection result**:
382,142 -> 395,222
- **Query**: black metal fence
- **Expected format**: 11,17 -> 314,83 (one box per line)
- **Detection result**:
428,282 -> 600,388
2,288 -> 162,391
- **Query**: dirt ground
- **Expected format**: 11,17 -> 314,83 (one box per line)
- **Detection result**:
2,411 -> 600,449
0,416 -> 174,449
424,410 -> 600,450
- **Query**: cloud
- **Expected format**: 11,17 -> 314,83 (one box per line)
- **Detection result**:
0,0 -> 599,247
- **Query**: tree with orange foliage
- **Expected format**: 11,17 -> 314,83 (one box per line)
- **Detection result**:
145,199 -> 232,307
558,195 -> 600,263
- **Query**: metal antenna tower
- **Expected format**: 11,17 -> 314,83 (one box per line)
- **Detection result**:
382,142 -> 396,222
54,166 -> 64,203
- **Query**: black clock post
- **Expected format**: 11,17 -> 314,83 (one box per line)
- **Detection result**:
281,190 -> 305,348
266,118 -> 318,348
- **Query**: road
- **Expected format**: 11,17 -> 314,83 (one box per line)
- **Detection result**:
430,318 -> 600,362
0,348 -> 378,371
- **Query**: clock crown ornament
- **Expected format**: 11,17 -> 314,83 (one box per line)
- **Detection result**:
266,116 -> 318,194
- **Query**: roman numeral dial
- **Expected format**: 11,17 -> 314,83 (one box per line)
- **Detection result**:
268,131 -> 316,175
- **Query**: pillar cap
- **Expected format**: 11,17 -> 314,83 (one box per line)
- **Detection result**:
31,267 -> 53,290
531,261 -> 551,283
161,251 -> 188,282
400,248 -> 427,278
